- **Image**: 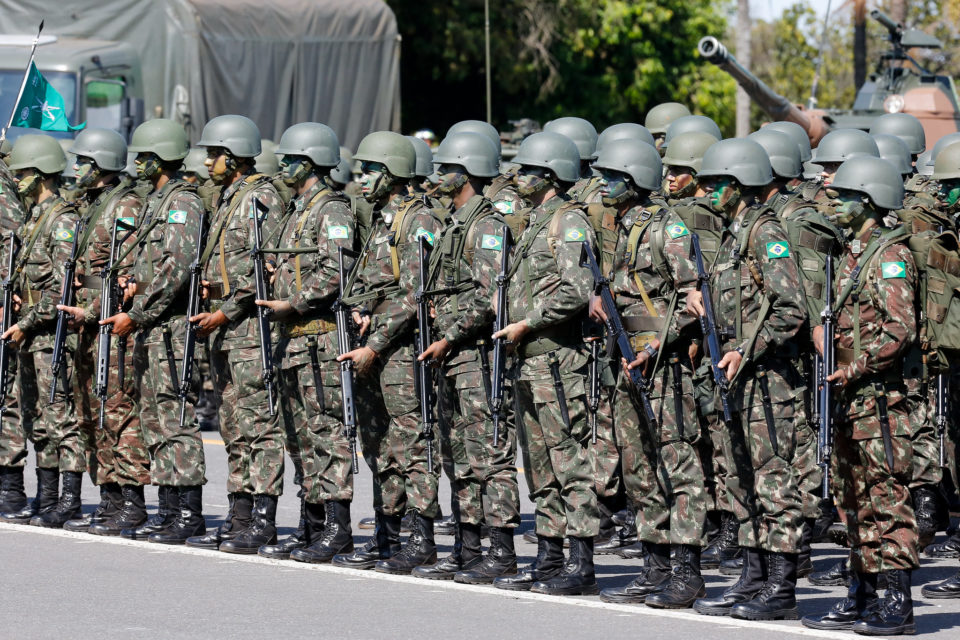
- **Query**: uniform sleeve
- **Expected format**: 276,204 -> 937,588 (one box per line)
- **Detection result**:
660,213 -> 699,346
80,192 -> 144,324
19,212 -> 77,333
288,200 -> 354,315
442,214 -> 503,345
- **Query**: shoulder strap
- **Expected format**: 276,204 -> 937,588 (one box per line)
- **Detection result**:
835,227 -> 908,309
199,174 -> 268,267
388,197 -> 427,282
13,201 -> 69,276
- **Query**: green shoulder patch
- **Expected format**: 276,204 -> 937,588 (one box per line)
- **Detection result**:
328,225 -> 350,240
493,200 -> 515,215
167,210 -> 187,224
415,228 -> 435,245
481,233 -> 503,251
881,261 -> 906,279
56,228 -> 75,242
765,241 -> 790,259
666,221 -> 689,239
564,228 -> 586,243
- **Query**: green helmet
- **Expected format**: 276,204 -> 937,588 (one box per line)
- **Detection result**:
512,131 -> 581,183
446,120 -> 501,157
183,148 -> 209,179
69,128 -> 127,171
931,141 -> 960,181
354,131 -> 416,179
276,123 -> 340,167
869,113 -> 925,155
813,128 -> 879,164
596,123 -> 655,155
543,116 -> 598,161
762,121 -> 812,163
433,132 -> 499,178
831,156 -> 904,210
0,138 -> 12,158
922,132 -> 960,174
405,135 -> 434,178
8,134 -> 68,174
644,102 -> 691,135
698,138 -> 773,187
661,132 -> 717,173
748,129 -> 802,179
128,118 -> 189,161
329,146 -> 352,185
873,134 -> 912,175
197,114 -> 261,158
255,140 -> 279,175
594,138 -> 662,191
662,115 -> 721,150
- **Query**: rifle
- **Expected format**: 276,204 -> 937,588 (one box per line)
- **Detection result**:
936,372 -> 948,468
578,241 -> 657,430
817,254 -> 836,498
178,215 -> 207,427
0,233 -> 20,416
334,246 -> 360,474
251,199 -> 276,416
415,234 -> 436,469
490,224 -> 510,443
587,335 -> 601,445
50,219 -> 83,403
690,233 -> 735,427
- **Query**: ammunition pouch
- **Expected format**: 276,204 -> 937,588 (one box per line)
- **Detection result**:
280,316 -> 337,338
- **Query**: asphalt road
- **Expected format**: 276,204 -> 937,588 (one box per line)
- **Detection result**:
2,438 -> 959,640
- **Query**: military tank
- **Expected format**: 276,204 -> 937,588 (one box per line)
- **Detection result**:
698,10 -> 960,147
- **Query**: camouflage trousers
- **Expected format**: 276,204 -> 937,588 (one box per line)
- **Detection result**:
277,335 -> 353,504
793,357 -> 823,519
0,352 -> 37,467
25,348 -> 87,472
515,356 -> 599,539
694,364 -> 728,513
211,345 -> 283,496
906,379 -> 944,489
615,353 -> 707,546
436,365 -> 520,528
134,326 -> 206,487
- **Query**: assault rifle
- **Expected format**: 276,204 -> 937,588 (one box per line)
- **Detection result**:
490,224 -> 510,443
817,254 -> 836,498
178,215 -> 207,427
0,233 -> 19,416
415,235 -> 436,469
50,219 -> 83,402
251,199 -> 276,415
334,246 -> 360,474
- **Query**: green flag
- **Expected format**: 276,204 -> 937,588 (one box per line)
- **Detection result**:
11,63 -> 85,132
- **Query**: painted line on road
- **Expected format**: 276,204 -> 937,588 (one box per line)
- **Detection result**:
0,521 -> 848,639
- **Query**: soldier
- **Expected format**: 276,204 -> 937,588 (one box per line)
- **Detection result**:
813,129 -> 880,191
801,157 -> 919,635
660,116 -> 721,156
644,102 -> 692,155
409,131 -> 521,582
490,131 -> 600,596
661,132 -> 718,205
185,115 -> 286,554
335,131 -> 444,574
874,135 -> 913,178
254,122 -> 356,563
180,148 -> 209,185
542,117 -> 599,201
687,139 -> 807,621
869,113 -> 925,170
0,135 -> 83,527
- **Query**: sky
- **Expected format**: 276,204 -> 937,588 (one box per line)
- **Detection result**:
752,0 -> 833,22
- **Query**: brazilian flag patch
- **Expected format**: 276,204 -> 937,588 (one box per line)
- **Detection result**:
493,200 -> 515,215
415,228 -> 435,245
481,234 -> 503,251
167,210 -> 187,224
881,262 -> 906,279
56,228 -> 74,242
564,228 -> 586,243
666,222 -> 689,239
766,241 -> 790,259
327,225 -> 350,240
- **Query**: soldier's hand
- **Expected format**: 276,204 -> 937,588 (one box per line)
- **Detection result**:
493,319 -> 530,345
812,325 -> 825,356
420,338 -> 451,364
56,304 -> 86,329
588,293 -> 607,323
199,280 -> 211,301
688,341 -> 700,363
12,293 -> 22,313
255,299 -> 294,321
1,323 -> 25,346
123,281 -> 137,304
352,311 -> 371,336
191,310 -> 229,338
621,354 -> 649,378
101,312 -> 137,338
717,349 -> 743,381
685,290 -> 705,317
338,345 -> 378,375
826,368 -> 849,388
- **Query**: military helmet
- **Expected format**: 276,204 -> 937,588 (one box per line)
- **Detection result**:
594,138 -> 662,191
932,141 -> 960,181
8,134 -> 68,174
433,132 -> 499,179
543,116 -> 598,161
762,121 -> 812,163
596,123 -> 655,154
644,102 -> 691,135
698,138 -> 773,187
868,112 -> 925,155
831,156 -> 904,210
661,131 -> 718,173
872,134 -> 912,175
446,120 -> 501,157
512,131 -> 581,183
128,118 -> 189,162
275,122 -> 340,167
813,128 -> 879,164
748,129 -> 802,179
255,140 -> 280,175
916,150 -> 933,177
924,132 -> 960,174
662,115 -> 721,150
197,114 -> 261,158
405,135 -> 434,178
69,128 -> 127,172
329,147 -> 353,185
183,147 -> 209,179
354,131 -> 416,179
0,138 -> 11,158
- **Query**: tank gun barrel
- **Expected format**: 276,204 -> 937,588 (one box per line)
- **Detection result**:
870,10 -> 902,37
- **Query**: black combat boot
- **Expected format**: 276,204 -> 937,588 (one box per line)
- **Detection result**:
3,468 -> 57,524
0,466 -> 27,514
376,510 -> 437,574
694,546 -> 767,616
646,545 -> 706,609
219,494 -> 278,554
260,496 -> 311,559
185,492 -> 251,549
494,535 -> 565,591
65,482 -> 122,532
617,540 -> 646,560
414,521 -> 482,580
600,542 -> 670,603
358,516 -> 376,530
333,511 -> 401,569
597,515 -> 637,555
89,485 -> 147,536
925,528 -> 960,558
435,512 -> 456,536
531,536 -> 598,596
797,520 -> 814,578
852,569 -> 915,636
922,568 -> 960,599
290,500 -> 354,563
811,497 -> 835,543
731,551 -> 800,620
456,527 -> 517,584
122,486 -> 179,539
612,507 -> 634,527
803,572 -> 879,630
149,486 -> 206,544
32,471 -> 82,528
593,501 -> 618,549
809,558 -> 850,586
912,485 -> 945,550
704,511 -> 740,571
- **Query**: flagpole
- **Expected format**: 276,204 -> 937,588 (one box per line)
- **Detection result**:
0,20 -> 45,143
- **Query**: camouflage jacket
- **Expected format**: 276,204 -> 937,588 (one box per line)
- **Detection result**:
485,175 -> 528,238
0,160 -> 27,233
